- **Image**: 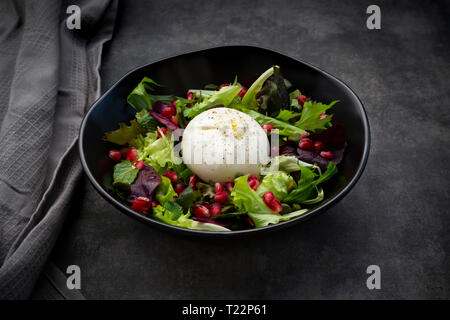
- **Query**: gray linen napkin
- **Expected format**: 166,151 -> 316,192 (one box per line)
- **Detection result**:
0,0 -> 117,299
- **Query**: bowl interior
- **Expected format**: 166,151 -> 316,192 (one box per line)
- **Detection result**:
80,46 -> 369,235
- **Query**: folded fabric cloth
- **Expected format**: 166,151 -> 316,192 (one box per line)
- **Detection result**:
0,0 -> 118,299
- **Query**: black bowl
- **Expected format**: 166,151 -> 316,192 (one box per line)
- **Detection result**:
79,45 -> 370,236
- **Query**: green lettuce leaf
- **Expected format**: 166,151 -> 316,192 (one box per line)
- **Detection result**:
295,100 -> 338,132
153,205 -> 230,232
127,77 -> 162,112
256,171 -> 296,201
136,109 -> 158,131
184,85 -> 242,118
232,105 -> 306,137
276,109 -> 301,121
242,66 -> 275,109
113,160 -> 139,186
255,66 -> 290,116
262,155 -> 315,175
155,176 -> 178,205
231,175 -> 307,228
103,119 -> 145,145
140,131 -> 182,174
176,185 -> 201,211
284,162 -> 338,204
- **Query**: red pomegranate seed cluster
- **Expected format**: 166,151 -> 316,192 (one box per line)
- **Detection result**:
248,175 -> 259,191
262,123 -> 275,133
298,135 -> 334,160
131,196 -> 151,213
125,147 -> 138,162
163,171 -> 178,183
263,191 -> 283,213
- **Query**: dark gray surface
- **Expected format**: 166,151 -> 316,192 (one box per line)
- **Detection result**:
48,0 -> 449,299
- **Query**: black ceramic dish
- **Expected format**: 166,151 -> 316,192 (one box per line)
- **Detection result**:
79,45 -> 370,236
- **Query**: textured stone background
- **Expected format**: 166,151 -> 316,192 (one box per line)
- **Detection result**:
42,0 -> 450,299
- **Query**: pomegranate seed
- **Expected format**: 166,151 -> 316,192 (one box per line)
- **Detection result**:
189,175 -> 197,187
152,201 -> 159,207
108,149 -> 122,162
131,196 -> 151,213
133,160 -> 146,170
297,95 -> 307,106
170,116 -> 180,126
187,92 -> 194,100
214,191 -> 228,203
219,83 -> 230,88
262,123 -> 275,133
161,106 -> 175,118
300,133 -> 309,140
224,181 -> 234,193
270,145 -> 279,156
125,147 -> 138,162
203,203 -> 211,211
320,151 -> 334,159
268,199 -> 283,213
214,182 -> 224,193
174,183 -> 184,195
319,113 -> 327,119
263,191 -> 275,204
248,178 -> 259,191
299,138 -> 313,151
163,171 -> 178,182
193,204 -> 210,218
238,87 -> 247,98
210,203 -> 222,217
157,127 -> 167,138
249,175 -> 258,181
313,141 -> 325,153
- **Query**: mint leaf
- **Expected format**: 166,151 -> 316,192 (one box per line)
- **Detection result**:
103,119 -> 145,145
295,100 -> 338,132
113,161 -> 139,186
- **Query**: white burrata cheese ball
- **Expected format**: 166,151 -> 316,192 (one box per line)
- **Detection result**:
181,108 -> 270,183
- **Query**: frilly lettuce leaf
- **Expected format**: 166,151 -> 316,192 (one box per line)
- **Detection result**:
155,176 -> 178,205
294,100 -> 339,132
231,175 -> 308,228
184,85 -> 242,118
256,171 -> 296,201
153,204 -> 230,232
103,119 -> 145,145
262,155 -> 315,175
127,77 -> 162,111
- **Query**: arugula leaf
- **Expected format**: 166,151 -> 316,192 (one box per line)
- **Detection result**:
276,109 -> 301,122
262,155 -> 315,175
295,100 -> 339,132
256,171 -> 296,201
176,185 -> 201,211
155,176 -> 177,205
136,109 -> 158,131
103,119 -> 145,145
113,161 -> 139,186
127,77 -> 162,111
232,105 -> 306,137
284,162 -> 338,204
184,85 -> 242,118
242,66 -> 275,109
153,205 -> 230,231
231,175 -> 307,228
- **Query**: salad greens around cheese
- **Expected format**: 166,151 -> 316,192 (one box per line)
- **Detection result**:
103,66 -> 347,232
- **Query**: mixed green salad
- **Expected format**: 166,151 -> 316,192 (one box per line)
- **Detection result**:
104,66 -> 347,232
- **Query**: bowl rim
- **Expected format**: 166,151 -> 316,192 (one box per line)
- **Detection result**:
79,45 -> 371,237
